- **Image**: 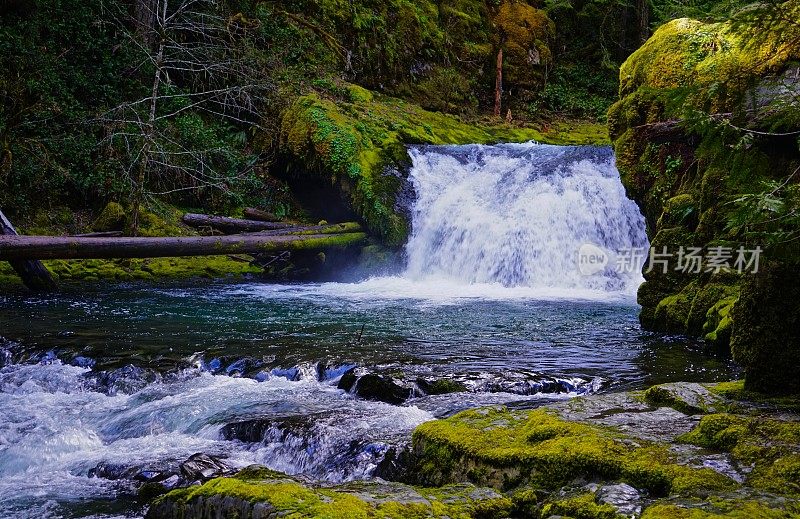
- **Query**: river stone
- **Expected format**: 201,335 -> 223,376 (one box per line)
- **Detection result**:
415,377 -> 468,395
179,453 -> 233,482
337,368 -> 411,405
596,483 -> 642,517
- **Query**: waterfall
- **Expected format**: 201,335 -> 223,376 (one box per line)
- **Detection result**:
402,143 -> 648,295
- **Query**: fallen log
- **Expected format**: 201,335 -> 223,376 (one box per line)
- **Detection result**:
182,213 -> 292,234
0,209 -> 57,291
243,207 -> 281,222
0,232 -> 367,261
257,222 -> 363,236
73,231 -> 124,238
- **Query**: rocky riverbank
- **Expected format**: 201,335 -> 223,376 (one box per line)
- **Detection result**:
146,381 -> 800,518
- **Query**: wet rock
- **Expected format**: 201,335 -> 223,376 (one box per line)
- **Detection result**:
88,461 -> 137,480
415,377 -> 467,395
595,483 -> 642,517
337,367 -> 360,392
462,370 -> 599,396
179,453 -> 233,482
372,445 -> 414,482
84,364 -> 162,395
553,391 -> 699,442
337,368 -> 412,405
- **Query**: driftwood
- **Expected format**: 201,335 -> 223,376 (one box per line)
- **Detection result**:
0,210 -> 57,291
182,213 -> 293,234
0,232 -> 367,261
243,207 -> 281,222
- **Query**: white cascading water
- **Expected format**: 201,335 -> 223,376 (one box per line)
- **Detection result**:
402,143 -> 648,295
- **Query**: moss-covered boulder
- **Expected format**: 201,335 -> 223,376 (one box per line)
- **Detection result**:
279,82 -> 608,246
410,406 -> 734,495
92,202 -> 126,232
608,1 -> 800,391
146,466 -> 514,519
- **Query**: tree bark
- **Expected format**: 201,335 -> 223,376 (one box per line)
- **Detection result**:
636,0 -> 650,44
243,207 -> 282,222
0,209 -> 57,291
494,47 -> 503,117
130,0 -> 166,236
0,232 -> 367,261
182,213 -> 294,233
134,0 -> 159,45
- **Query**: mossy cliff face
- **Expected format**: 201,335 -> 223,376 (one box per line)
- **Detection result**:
608,2 -> 800,393
279,82 -> 608,246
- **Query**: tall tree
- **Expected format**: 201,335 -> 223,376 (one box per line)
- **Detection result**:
491,0 -> 554,117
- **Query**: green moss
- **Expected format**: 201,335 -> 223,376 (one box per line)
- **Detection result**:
620,9 -> 800,103
154,468 -> 515,519
679,413 -> 800,494
540,493 -> 623,519
37,257 -> 262,283
641,500 -> 800,518
411,407 -> 735,495
702,295 -> 737,347
654,293 -> 693,333
644,384 -> 706,415
92,202 -> 126,232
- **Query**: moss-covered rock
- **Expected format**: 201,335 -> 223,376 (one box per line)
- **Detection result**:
643,382 -> 724,415
679,413 -> 800,495
92,202 -> 126,232
608,0 -> 800,389
410,406 -> 734,495
729,262 -> 800,394
279,83 -> 608,246
146,466 -> 515,519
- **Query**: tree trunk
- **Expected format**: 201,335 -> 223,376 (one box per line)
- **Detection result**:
0,209 -> 57,291
0,232 -> 368,261
636,0 -> 650,44
182,213 -> 294,233
130,0 -> 166,236
494,47 -> 503,117
134,0 -> 159,45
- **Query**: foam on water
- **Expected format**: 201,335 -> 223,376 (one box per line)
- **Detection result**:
0,359 -> 434,517
232,143 -> 647,304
